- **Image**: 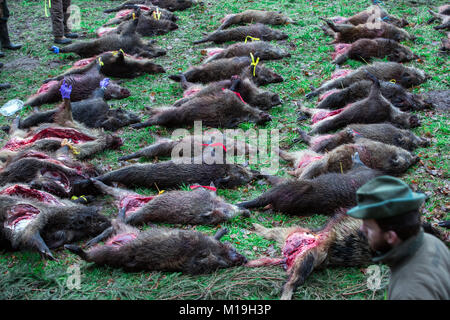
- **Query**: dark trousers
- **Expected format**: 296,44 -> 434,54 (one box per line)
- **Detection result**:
50,0 -> 71,38
0,0 -> 10,22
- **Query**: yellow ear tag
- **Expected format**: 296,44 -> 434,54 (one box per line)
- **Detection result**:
119,49 -> 125,55
61,138 -> 80,155
112,51 -> 119,56
132,13 -> 136,20
153,9 -> 161,20
98,57 -> 104,66
244,36 -> 260,43
249,52 -> 260,77
390,79 -> 396,84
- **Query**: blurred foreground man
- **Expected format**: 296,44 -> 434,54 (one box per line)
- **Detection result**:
347,176 -> 450,300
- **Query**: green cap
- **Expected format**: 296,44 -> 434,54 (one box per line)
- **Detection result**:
347,176 -> 426,219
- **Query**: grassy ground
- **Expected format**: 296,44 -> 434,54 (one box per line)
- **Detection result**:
0,0 -> 448,300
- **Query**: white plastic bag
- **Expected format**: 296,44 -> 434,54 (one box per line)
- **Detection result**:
0,99 -> 24,116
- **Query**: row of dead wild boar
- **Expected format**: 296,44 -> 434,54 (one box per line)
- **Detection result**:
0,1 -> 448,300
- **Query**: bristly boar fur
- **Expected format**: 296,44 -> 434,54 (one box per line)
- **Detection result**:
64,222 -> 246,274
0,195 -> 110,259
173,75 -> 282,110
57,14 -> 166,58
169,56 -> 283,86
317,79 -> 431,112
193,23 -> 288,44
45,50 -> 165,80
301,74 -> 420,134
18,88 -> 141,131
281,138 -> 418,179
91,179 -> 247,225
109,11 -> 178,37
332,38 -> 417,65
306,62 -> 429,99
321,19 -> 414,43
247,213 -> 373,299
203,41 -> 291,63
238,153 -> 382,216
131,89 -> 271,129
73,159 -> 259,194
24,64 -> 130,107
217,10 -> 294,30
297,123 -> 430,153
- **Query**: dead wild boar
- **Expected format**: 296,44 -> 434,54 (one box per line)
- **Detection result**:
238,152 -> 382,216
91,179 -> 247,225
18,88 -> 141,131
306,62 -> 429,99
193,23 -> 288,44
45,50 -> 165,80
331,5 -> 409,28
332,38 -> 417,65
321,19 -> 414,43
441,33 -> 450,52
103,4 -> 177,25
73,159 -> 259,194
247,213 -> 373,299
169,56 -> 284,86
24,64 -> 130,107
65,222 -> 246,274
0,195 -> 111,259
2,103 -> 123,160
428,7 -> 450,30
297,123 -> 430,153
118,133 -> 258,162
130,89 -> 271,129
216,10 -> 295,30
317,79 -> 431,112
172,74 -> 282,110
300,74 -> 420,134
104,0 -> 193,12
280,138 -> 418,179
102,11 -> 178,37
0,152 -> 98,198
203,41 -> 291,63
55,14 -> 166,58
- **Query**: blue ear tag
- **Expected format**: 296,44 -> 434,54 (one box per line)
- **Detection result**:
51,46 -> 60,54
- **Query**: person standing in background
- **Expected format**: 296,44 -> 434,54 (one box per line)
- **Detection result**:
50,0 -> 79,44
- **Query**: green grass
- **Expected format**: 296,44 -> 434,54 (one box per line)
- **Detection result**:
0,0 -> 449,300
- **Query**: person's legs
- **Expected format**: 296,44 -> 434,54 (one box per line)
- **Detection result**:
0,0 -> 22,50
50,0 -> 71,44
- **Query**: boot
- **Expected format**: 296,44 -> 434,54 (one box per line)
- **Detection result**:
0,21 -> 22,50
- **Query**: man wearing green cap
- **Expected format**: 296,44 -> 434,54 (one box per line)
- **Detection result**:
347,175 -> 450,300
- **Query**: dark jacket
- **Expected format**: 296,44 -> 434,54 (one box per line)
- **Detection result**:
373,229 -> 450,300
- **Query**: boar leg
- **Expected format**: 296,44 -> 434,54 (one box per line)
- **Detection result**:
29,232 -> 55,260
118,140 -> 175,161
297,159 -> 327,180
64,244 -> 88,260
91,178 -> 128,199
252,223 -> 295,245
84,226 -> 115,249
281,252 -> 316,300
